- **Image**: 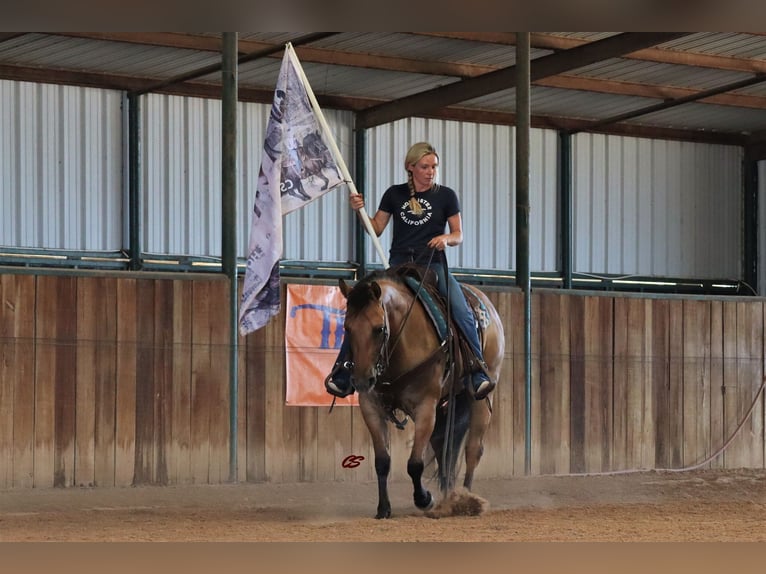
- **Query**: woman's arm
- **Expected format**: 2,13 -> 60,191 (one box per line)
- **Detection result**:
350,194 -> 390,237
427,213 -> 464,251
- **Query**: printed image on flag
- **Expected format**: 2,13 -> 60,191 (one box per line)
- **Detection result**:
239,46 -> 346,336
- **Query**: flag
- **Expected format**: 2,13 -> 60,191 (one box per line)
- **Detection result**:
239,45 -> 346,336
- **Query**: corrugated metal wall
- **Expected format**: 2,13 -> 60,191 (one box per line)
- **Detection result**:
365,118 -> 560,271
572,134 -> 743,279
141,93 -> 355,262
0,80 -> 123,250
0,81 -> 749,283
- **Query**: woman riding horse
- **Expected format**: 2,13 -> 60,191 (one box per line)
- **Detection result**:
325,141 -> 495,401
336,268 -> 503,518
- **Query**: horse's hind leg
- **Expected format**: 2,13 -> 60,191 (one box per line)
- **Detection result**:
430,394 -> 471,492
463,398 -> 492,490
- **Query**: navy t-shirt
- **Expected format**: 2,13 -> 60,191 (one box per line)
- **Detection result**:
378,183 -> 461,264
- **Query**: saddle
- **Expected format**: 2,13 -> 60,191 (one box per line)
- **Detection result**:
389,264 -> 489,377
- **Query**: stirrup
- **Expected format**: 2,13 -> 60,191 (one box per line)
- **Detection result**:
470,363 -> 495,400
472,375 -> 495,400
324,361 -> 355,398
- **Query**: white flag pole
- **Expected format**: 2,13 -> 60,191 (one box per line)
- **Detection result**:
285,43 -> 390,269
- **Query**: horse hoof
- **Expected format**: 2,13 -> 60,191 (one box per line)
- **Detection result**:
415,491 -> 433,511
375,510 -> 391,519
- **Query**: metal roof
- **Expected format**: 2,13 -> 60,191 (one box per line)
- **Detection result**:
1,32 -> 764,148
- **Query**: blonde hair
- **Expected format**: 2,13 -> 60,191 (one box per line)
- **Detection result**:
404,142 -> 439,215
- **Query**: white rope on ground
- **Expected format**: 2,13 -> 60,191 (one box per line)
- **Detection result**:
550,376 -> 766,478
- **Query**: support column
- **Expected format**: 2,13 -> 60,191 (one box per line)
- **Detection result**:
221,32 -> 239,482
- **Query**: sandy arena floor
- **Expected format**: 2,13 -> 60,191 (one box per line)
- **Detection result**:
1,468 -> 764,542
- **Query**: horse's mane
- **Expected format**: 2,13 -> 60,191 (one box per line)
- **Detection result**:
347,264 -> 438,314
346,270 -> 399,314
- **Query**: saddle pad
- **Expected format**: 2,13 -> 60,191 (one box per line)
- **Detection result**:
402,275 -> 449,342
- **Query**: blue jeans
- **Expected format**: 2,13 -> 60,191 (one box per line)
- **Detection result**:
333,260 -> 485,369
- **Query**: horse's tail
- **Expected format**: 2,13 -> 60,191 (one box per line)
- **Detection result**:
430,393 -> 472,492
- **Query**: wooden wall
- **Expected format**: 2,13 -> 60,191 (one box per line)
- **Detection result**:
0,273 -> 764,489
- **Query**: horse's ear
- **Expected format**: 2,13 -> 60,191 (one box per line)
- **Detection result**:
371,281 -> 382,300
339,278 -> 351,299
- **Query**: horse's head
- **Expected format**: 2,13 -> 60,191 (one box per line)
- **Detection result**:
340,277 -> 389,393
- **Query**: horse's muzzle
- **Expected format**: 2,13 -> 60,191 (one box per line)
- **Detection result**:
351,373 -> 377,393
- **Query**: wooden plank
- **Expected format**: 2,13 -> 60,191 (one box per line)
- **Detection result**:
1,275 -> 36,488
480,290 -> 513,479
52,276 -> 78,487
263,286 -> 300,482
683,300 -> 711,468
170,279 -> 193,484
741,301 -> 764,468
13,317 -> 36,489
115,278 -> 137,486
315,400 -> 353,483
583,295 -> 613,473
539,291 -> 570,474
667,299 -> 684,468
0,274 -> 35,488
34,276 -> 57,487
299,407 -> 319,482
721,300 -> 738,468
636,298 -> 655,469
709,301 -> 725,469
75,277 -> 97,487
651,299 -> 671,469
568,294 -> 585,474
152,279 -> 173,485
190,280 -> 213,483
245,319 -> 267,482
613,296 -> 654,470
93,277 -> 118,487
727,301 -> 764,467
208,279 -> 231,483
511,290 -> 540,475
612,297 -> 629,470
133,279 -> 156,484
0,275 -> 15,488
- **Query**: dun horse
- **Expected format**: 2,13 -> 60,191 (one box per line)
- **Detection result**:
338,268 -> 504,519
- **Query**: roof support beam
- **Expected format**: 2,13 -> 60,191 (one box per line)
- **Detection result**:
131,32 -> 337,96
570,72 -> 766,134
356,32 -> 689,129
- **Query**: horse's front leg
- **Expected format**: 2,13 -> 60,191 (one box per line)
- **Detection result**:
359,395 -> 392,519
408,399 -> 438,511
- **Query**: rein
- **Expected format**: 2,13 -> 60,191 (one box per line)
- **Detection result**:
384,248 -> 439,358
376,249 -> 451,388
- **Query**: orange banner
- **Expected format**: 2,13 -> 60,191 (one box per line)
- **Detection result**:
285,284 -> 358,406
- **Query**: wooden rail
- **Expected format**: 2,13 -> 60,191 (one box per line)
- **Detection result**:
0,274 -> 763,488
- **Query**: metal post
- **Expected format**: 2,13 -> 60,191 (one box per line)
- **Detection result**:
743,153 -> 759,295
515,32 -> 532,475
560,131 -> 573,289
221,32 -> 239,483
127,92 -> 142,271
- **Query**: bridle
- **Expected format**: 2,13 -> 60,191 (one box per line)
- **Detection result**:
369,286 -> 449,390
344,299 -> 391,390
373,304 -> 391,380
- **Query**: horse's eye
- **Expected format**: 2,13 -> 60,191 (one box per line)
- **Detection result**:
373,326 -> 385,337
